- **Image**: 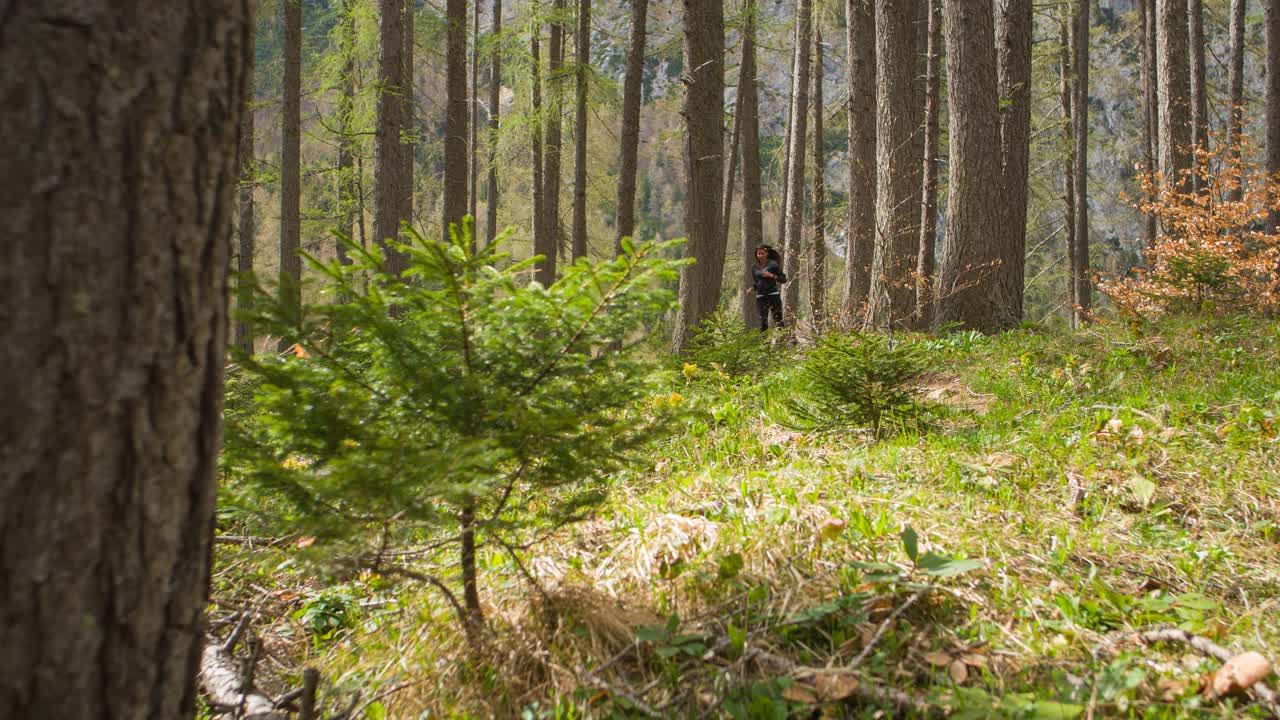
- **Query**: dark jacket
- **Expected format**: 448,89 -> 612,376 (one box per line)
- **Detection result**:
753,260 -> 782,296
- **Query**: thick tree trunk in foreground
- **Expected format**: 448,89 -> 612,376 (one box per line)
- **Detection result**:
0,3 -> 250,717
845,0 -> 876,321
1225,0 -> 1245,203
1157,0 -> 1191,195
571,0 -> 591,261
1071,0 -> 1091,323
810,28 -> 827,329
784,0 -> 812,323
1188,0 -> 1209,191
445,0 -> 470,242
1268,0 -> 1280,231
237,42 -> 257,353
376,0 -> 412,273
488,0 -> 503,244
916,0 -> 941,327
866,0 -> 923,330
739,0 -> 764,328
935,0 -> 1005,330
996,0 -> 1032,326
1140,0 -> 1159,241
281,0 -> 303,351
672,0 -> 724,352
614,0 -> 649,253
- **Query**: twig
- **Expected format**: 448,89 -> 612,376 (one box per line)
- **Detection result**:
1136,628 -> 1280,714
222,604 -> 258,655
848,589 -> 928,669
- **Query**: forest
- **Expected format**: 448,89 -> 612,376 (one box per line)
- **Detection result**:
2,0 -> 1279,717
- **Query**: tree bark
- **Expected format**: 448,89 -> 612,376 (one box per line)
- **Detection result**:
337,0 -> 357,267
996,0 -> 1032,325
1157,0 -> 1192,195
487,0 -> 503,244
402,0 -> 415,228
446,0 -> 470,243
809,27 -> 827,330
672,0 -> 725,351
1188,0 -> 1209,191
934,0 -> 1005,330
1140,0 -> 1159,240
1071,0 -> 1091,323
1267,0 -> 1280,231
778,45 -> 796,255
916,0 -> 941,327
1060,5 -> 1078,319
571,0 -> 592,261
280,0 -> 303,352
471,0 -> 481,233
0,3 -> 251,717
532,20 -> 550,283
198,645 -> 283,720
722,102 -> 742,264
866,0 -> 923,330
376,0 -> 412,274
845,0 -> 876,322
739,0 -> 765,328
784,0 -> 812,323
614,0 -> 649,254
237,38 -> 257,354
544,0 -> 567,264
1225,0 -> 1245,203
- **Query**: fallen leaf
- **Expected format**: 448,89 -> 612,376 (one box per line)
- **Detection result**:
949,659 -> 969,684
1203,651 -> 1272,699
818,516 -> 846,541
296,536 -> 316,549
924,652 -> 952,667
1157,677 -> 1190,702
815,673 -> 860,701
782,683 -> 819,704
290,343 -> 309,359
960,653 -> 988,668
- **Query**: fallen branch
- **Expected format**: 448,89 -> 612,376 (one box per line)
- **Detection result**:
198,642 -> 285,720
749,647 -> 943,717
1136,628 -> 1279,716
848,589 -> 928,669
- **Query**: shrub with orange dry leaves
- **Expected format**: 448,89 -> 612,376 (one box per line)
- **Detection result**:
1102,136 -> 1280,318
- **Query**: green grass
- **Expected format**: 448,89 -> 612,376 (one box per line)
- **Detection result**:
211,315 -> 1280,718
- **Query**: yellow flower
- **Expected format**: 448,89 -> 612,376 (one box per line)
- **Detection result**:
281,454 -> 312,470
682,363 -> 699,380
668,392 -> 684,406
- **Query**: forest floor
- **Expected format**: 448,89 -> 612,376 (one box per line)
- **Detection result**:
211,315 -> 1280,719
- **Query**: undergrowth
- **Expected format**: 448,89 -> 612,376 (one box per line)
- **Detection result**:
212,315 -> 1280,719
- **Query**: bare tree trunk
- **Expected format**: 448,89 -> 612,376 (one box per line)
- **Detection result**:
487,0 -> 503,244
777,46 -> 796,253
376,0 -> 412,274
996,0 -> 1032,325
1268,0 -> 1280,231
1140,0 -> 1159,240
532,17 -> 551,283
845,0 -> 876,322
544,0 -> 566,263
722,103 -> 742,260
935,0 -> 1004,330
915,0 -> 941,328
237,40 -> 257,354
471,0 -> 481,235
403,0 -> 416,228
1188,0 -> 1209,191
1060,5 -> 1078,319
1071,0 -> 1091,323
866,0 -> 923,330
446,0 -> 470,242
280,0 -> 303,352
740,0 -> 764,328
1225,0 -> 1245,203
809,27 -> 827,330
1157,0 -> 1192,195
672,0 -> 725,351
458,500 -> 484,639
571,0 -> 592,261
784,0 -> 812,323
614,0 -> 649,253
0,3 -> 251,716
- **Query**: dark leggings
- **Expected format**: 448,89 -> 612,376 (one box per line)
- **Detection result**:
756,294 -> 784,330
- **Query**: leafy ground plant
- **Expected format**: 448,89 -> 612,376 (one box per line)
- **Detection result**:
222,221 -> 684,640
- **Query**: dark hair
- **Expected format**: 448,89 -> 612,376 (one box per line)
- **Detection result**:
755,244 -> 781,263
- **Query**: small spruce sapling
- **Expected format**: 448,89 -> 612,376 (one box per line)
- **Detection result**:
222,220 -> 685,639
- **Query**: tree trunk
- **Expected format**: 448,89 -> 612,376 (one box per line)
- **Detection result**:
237,40 -> 257,354
571,0 -> 591,261
1157,0 -> 1191,195
0,3 -> 251,716
996,0 -> 1031,325
1060,5 -> 1078,320
544,0 -> 566,264
1071,0 -> 1091,323
1267,0 -> 1280,231
470,0 -> 481,235
672,0 -> 725,352
1188,0 -> 1209,191
614,0 -> 649,253
1225,0 -> 1245,203
722,103 -> 742,262
777,46 -> 796,254
532,21 -> 551,283
934,0 -> 1004,330
1140,0 -> 1159,240
915,0 -> 941,327
459,500 -> 484,639
809,27 -> 827,330
845,0 -> 876,322
445,0 -> 470,243
866,0 -> 923,330
402,1 -> 415,227
337,0 -> 357,267
487,0 -> 503,244
784,0 -> 812,323
376,0 -> 412,274
280,0 -> 303,353
740,0 -> 765,328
